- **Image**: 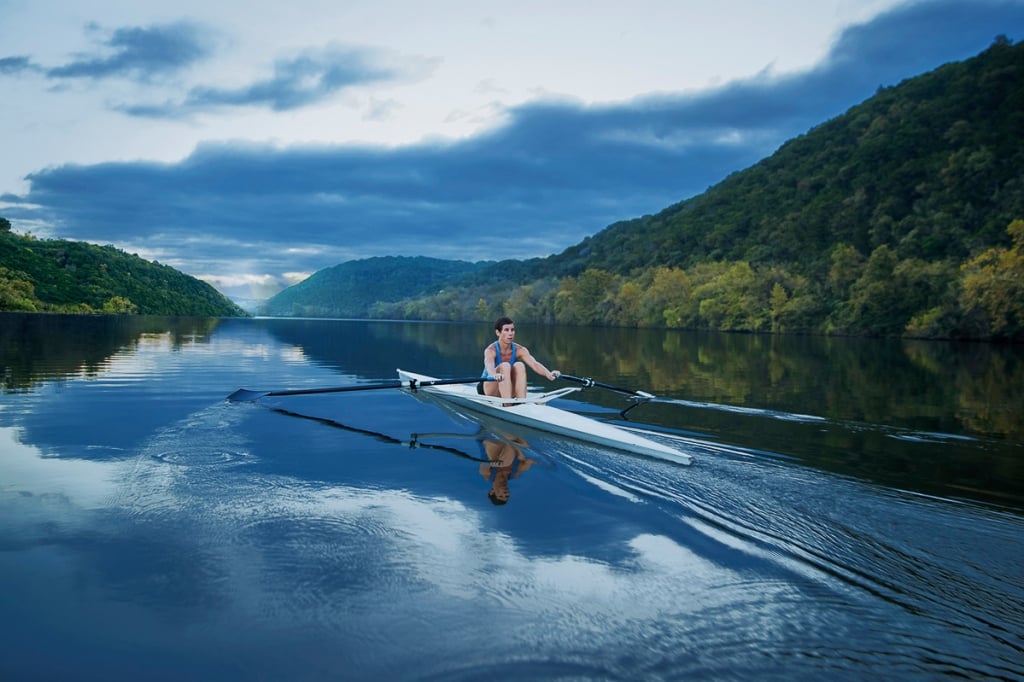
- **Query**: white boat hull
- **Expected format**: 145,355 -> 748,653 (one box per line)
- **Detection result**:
398,369 -> 692,465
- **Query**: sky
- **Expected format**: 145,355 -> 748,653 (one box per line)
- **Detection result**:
1,0 -> 1022,303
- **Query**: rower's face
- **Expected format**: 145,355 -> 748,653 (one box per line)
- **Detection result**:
496,324 -> 515,341
492,478 -> 510,501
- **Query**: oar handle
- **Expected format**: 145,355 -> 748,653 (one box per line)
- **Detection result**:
559,374 -> 655,400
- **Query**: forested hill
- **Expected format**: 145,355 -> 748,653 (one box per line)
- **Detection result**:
260,256 -> 489,318
371,37 -> 1024,340
0,224 -> 247,317
537,35 -> 1023,279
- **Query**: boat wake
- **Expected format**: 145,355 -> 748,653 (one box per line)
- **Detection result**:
656,396 -> 827,423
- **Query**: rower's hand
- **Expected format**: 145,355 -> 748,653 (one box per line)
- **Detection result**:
550,370 -> 561,380
494,373 -> 503,381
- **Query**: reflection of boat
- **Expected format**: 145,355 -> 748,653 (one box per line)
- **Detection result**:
397,369 -> 693,465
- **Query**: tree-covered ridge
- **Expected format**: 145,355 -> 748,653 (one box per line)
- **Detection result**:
367,219 -> 1022,340
542,36 -> 1024,278
260,256 -> 489,318
0,223 -> 247,317
370,38 -> 1024,340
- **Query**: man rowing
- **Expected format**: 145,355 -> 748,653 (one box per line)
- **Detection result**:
481,316 -> 560,399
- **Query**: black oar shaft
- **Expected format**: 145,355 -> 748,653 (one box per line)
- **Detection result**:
266,381 -> 403,397
559,374 -> 655,399
228,376 -> 487,403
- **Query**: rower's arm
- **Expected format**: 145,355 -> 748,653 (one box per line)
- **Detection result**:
522,347 -> 560,381
483,345 -> 501,379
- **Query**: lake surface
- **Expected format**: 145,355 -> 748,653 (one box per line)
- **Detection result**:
1,313 -> 1022,681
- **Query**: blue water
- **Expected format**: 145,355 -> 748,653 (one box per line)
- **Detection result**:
1,316 -> 1022,680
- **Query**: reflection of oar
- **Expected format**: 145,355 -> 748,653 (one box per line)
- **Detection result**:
269,407 -> 487,462
228,376 -> 488,403
558,374 -> 656,418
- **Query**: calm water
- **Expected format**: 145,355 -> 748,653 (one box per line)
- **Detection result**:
1,313 -> 1022,681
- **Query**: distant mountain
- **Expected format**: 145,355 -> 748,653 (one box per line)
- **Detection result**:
0,225 -> 247,317
228,296 -> 265,315
259,256 -> 489,318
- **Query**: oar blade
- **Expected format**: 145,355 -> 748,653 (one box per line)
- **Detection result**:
227,388 -> 271,402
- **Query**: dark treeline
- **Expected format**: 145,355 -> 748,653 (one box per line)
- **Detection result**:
373,219 -> 1023,340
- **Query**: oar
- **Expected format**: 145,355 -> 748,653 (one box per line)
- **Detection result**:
228,376 -> 488,403
559,374 -> 656,400
558,374 -> 656,418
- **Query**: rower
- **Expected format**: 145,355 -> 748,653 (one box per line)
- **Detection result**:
480,316 -> 560,399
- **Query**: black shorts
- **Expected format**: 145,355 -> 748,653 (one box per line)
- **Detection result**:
477,380 -> 485,395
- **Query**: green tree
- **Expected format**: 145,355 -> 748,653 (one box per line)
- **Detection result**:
0,267 -> 39,311
474,298 -> 491,322
769,282 -> 788,332
843,245 -> 905,335
639,267 -> 691,327
553,277 -> 578,325
611,281 -> 644,327
572,269 -> 616,325
101,296 -> 139,314
827,244 -> 865,301
959,220 -> 1024,339
503,285 -> 538,321
692,261 -> 767,331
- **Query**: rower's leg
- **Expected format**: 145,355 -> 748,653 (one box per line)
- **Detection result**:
511,361 -> 527,398
483,378 -> 500,397
495,362 -> 513,398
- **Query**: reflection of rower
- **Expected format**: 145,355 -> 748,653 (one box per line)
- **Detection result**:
264,406 -> 543,503
411,426 -> 537,505
480,436 -> 534,506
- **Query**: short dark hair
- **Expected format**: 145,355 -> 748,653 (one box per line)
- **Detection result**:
488,490 -> 509,506
494,316 -> 514,331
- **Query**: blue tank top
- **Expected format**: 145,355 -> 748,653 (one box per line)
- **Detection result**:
483,341 -> 516,377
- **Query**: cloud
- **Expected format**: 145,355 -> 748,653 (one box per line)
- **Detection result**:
120,45 -> 438,117
0,20 -> 436,117
0,56 -> 41,75
43,21 -> 217,81
4,0 -> 1022,294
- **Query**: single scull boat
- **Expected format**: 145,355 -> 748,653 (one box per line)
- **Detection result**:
397,369 -> 692,465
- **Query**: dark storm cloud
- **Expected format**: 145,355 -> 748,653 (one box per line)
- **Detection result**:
5,0 -> 1023,281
